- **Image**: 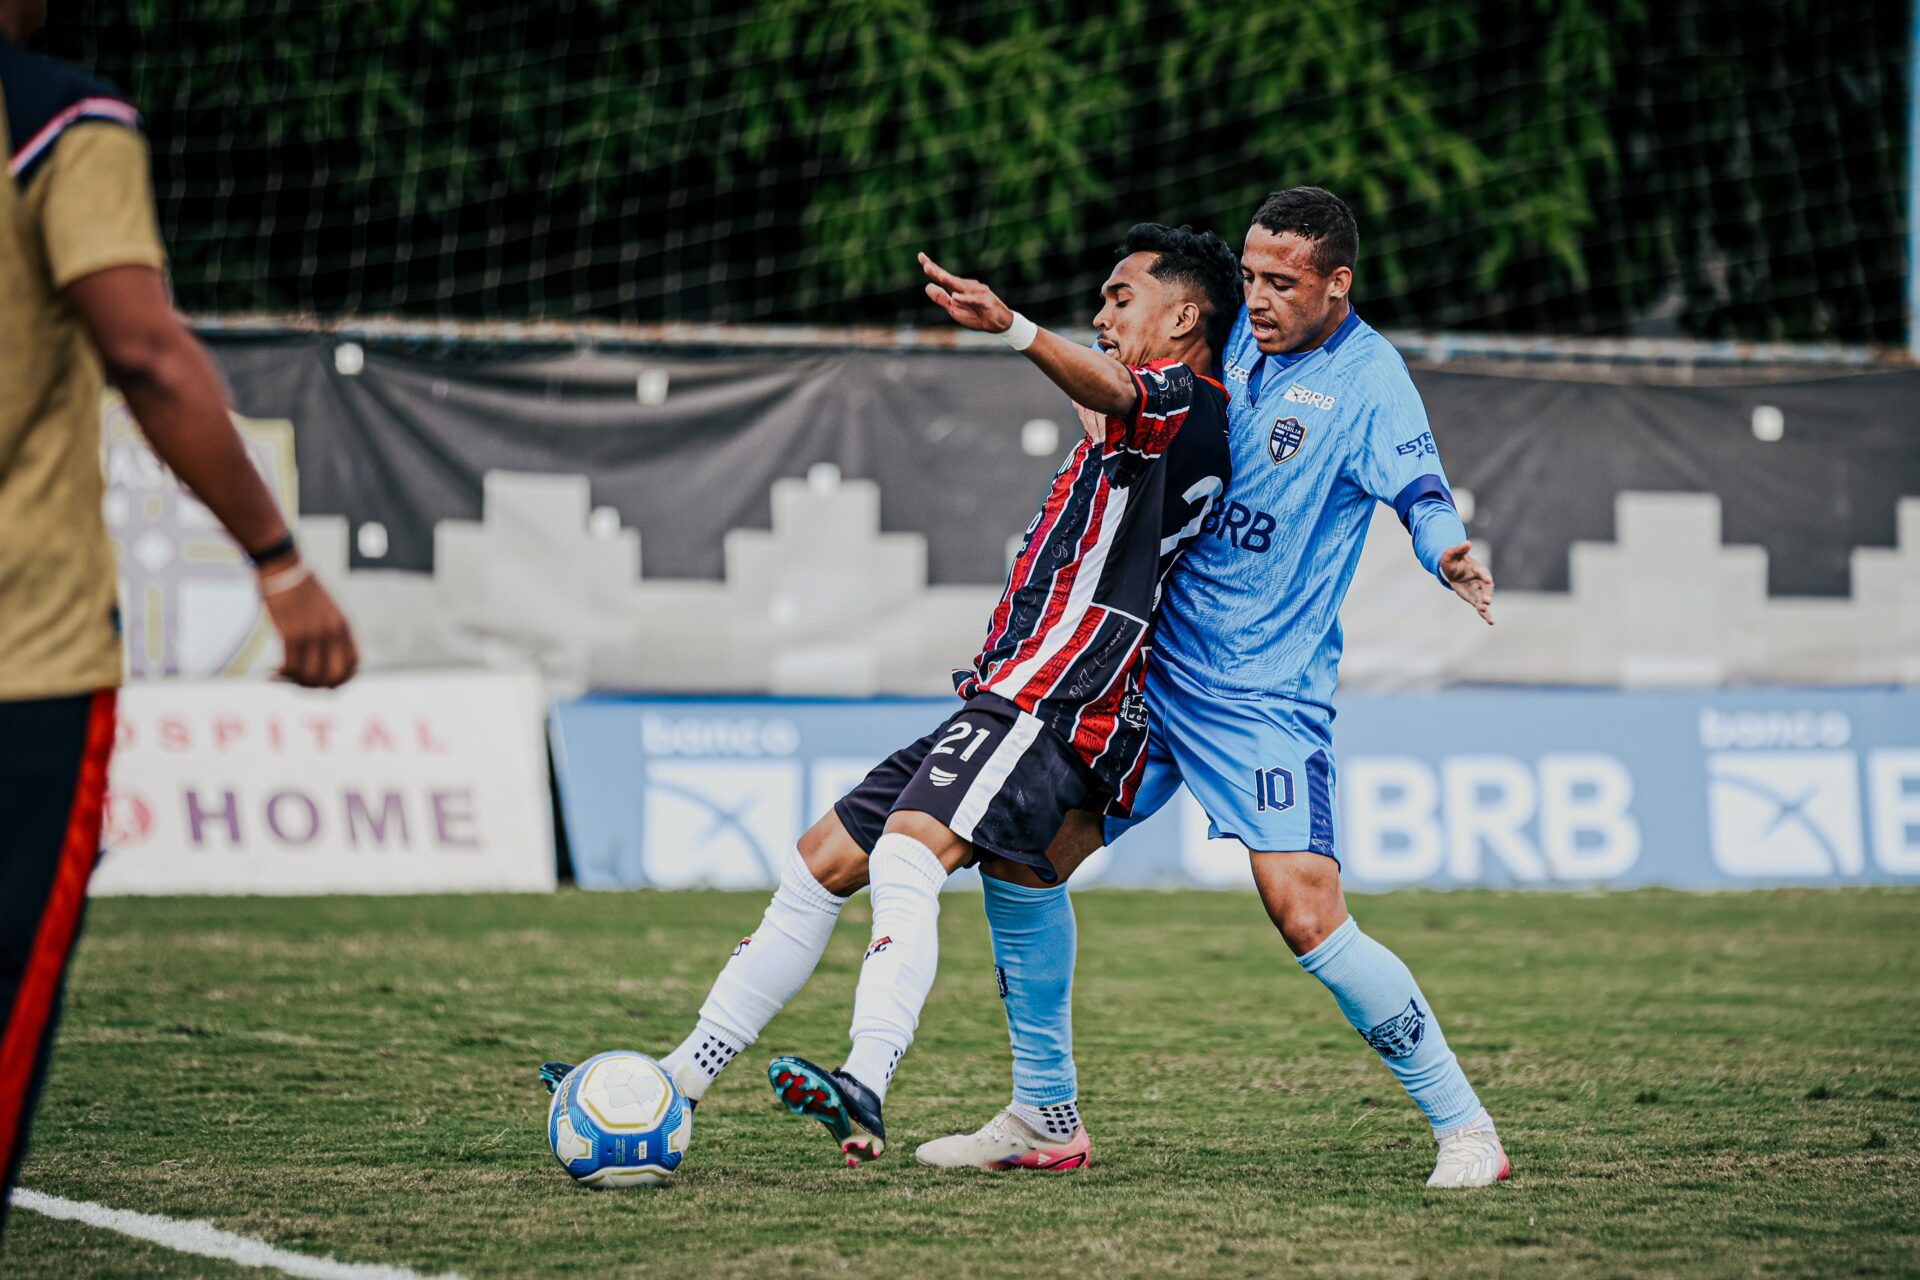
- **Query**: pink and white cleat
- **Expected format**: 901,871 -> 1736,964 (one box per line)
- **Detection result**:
914,1106 -> 1091,1171
1426,1126 -> 1510,1187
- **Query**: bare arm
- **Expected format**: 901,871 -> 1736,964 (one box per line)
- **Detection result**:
1439,541 -> 1495,625
919,253 -> 1138,418
68,266 -> 286,552
66,264 -> 360,687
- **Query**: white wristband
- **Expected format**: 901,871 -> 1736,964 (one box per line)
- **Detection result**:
996,312 -> 1039,352
259,564 -> 313,598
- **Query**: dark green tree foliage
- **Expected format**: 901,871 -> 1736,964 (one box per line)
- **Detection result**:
42,0 -> 1910,340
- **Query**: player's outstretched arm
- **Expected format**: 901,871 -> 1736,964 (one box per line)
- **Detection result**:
1440,541 -> 1495,626
919,253 -> 1138,418
65,263 -> 360,688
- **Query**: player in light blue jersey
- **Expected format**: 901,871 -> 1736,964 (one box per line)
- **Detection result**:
920,189 -> 1509,1188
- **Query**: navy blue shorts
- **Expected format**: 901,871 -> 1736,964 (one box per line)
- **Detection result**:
833,692 -> 1100,884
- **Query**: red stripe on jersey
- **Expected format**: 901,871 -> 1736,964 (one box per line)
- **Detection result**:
1069,643 -> 1138,763
1111,717 -> 1154,810
1102,368 -> 1151,453
981,443 -> 1087,657
1127,405 -> 1189,457
1011,605 -> 1106,706
981,472 -> 1112,689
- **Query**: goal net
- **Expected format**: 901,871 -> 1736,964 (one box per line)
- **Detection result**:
43,0 -> 1912,344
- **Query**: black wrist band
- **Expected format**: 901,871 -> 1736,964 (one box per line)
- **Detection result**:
246,532 -> 298,566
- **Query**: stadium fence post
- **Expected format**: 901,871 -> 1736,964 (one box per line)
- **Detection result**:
1909,0 -> 1920,360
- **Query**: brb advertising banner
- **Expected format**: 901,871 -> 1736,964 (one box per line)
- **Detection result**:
551,689 -> 1920,891
95,671 -> 556,895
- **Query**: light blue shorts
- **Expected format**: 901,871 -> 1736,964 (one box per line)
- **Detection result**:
1105,659 -> 1339,861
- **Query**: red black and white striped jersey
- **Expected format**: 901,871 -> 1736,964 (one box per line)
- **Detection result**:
955,359 -> 1231,811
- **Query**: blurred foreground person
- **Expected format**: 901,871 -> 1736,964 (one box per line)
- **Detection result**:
0,1 -> 356,1241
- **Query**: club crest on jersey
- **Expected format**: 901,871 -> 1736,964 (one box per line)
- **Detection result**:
1362,999 -> 1427,1059
1269,416 -> 1307,465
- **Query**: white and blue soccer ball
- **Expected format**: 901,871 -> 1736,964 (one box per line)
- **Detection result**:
547,1050 -> 693,1188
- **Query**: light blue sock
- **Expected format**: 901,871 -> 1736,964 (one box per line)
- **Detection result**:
1298,917 -> 1484,1134
980,876 -> 1078,1107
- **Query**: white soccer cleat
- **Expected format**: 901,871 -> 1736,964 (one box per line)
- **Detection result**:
1426,1126 -> 1510,1188
914,1106 -> 1090,1171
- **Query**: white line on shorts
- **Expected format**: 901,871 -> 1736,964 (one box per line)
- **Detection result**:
11,1187 -> 468,1280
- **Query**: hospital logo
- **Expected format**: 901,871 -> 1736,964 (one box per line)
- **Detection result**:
101,394 -> 299,679
1268,416 -> 1307,465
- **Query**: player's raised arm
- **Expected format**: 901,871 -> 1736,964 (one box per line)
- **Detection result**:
919,252 -> 1139,418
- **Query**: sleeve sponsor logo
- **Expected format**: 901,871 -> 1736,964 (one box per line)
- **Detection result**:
1394,431 -> 1437,458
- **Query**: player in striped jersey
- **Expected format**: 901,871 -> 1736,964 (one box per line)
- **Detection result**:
922,188 -> 1508,1186
760,235 -> 1233,1162
540,225 -> 1237,1164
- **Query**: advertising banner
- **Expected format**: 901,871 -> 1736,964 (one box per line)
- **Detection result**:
103,392 -> 300,680
550,689 -> 1920,891
95,671 -> 556,895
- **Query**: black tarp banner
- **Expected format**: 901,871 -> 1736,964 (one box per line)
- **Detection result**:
206,335 -> 1920,600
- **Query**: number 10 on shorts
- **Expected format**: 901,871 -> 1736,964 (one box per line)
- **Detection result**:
1254,765 -> 1295,813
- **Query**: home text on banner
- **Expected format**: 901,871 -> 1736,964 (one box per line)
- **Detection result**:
95,671 -> 555,895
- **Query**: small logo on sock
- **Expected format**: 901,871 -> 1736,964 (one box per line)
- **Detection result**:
995,964 -> 1009,999
865,935 -> 893,960
1361,999 -> 1427,1059
731,935 -> 753,957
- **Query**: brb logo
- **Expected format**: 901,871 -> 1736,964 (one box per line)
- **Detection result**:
1341,754 -> 1641,885
1700,709 -> 1920,879
1201,501 -> 1277,553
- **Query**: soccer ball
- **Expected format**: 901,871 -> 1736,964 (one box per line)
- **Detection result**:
547,1051 -> 693,1188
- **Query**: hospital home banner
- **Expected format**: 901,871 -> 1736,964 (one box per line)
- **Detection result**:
95,671 -> 555,895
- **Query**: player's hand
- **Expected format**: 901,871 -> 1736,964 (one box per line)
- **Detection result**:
1073,401 -> 1106,443
1440,541 -> 1495,625
919,253 -> 1015,334
260,563 -> 360,688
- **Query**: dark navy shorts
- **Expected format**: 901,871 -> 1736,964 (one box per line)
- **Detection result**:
833,692 -> 1101,884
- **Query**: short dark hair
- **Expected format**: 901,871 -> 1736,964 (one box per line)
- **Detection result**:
1251,187 -> 1358,277
1119,222 -> 1242,357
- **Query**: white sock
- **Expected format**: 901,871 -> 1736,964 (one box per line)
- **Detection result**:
1008,1098 -> 1081,1140
843,832 -> 948,1103
1436,1107 -> 1497,1141
659,1020 -> 744,1102
662,847 -> 848,1101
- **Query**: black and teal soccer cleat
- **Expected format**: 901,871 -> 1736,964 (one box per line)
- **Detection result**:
538,1061 -> 576,1095
767,1054 -> 886,1165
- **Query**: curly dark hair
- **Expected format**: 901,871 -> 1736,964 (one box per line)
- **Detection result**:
1250,186 -> 1358,277
1119,222 -> 1242,357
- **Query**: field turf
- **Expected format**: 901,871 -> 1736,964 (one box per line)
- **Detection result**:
5,887 -> 1917,1279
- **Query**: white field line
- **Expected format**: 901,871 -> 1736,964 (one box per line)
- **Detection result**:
11,1187 -> 469,1280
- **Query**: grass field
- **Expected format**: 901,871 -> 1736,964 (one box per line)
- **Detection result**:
5,887 -> 1918,1279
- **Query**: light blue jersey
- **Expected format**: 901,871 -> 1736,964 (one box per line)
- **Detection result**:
1151,307 -> 1466,716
